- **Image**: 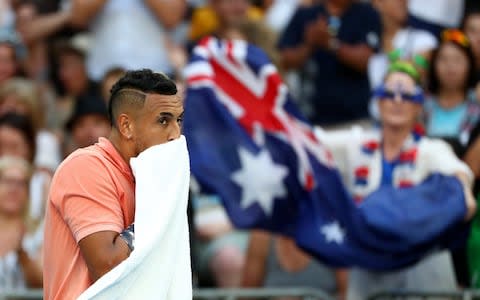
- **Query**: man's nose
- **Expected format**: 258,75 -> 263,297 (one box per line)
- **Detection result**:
167,122 -> 182,141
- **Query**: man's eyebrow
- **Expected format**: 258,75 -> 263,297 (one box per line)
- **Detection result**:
158,112 -> 174,118
158,111 -> 184,117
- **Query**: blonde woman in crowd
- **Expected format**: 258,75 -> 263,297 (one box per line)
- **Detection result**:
0,156 -> 42,290
0,78 -> 61,255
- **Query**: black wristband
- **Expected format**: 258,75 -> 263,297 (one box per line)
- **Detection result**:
119,223 -> 135,252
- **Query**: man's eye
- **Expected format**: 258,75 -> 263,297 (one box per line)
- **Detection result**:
177,118 -> 183,124
158,118 -> 168,125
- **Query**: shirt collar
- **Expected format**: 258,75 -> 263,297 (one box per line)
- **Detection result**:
96,137 -> 134,181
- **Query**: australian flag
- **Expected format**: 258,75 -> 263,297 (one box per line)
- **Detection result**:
183,37 -> 468,270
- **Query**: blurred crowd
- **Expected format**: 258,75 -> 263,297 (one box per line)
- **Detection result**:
1,0 -> 480,299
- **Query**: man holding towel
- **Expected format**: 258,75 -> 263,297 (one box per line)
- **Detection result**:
43,69 -> 184,300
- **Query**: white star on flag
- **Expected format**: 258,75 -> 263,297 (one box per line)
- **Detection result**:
231,147 -> 288,216
321,221 -> 346,244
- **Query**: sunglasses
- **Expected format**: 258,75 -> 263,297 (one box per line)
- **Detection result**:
374,85 -> 424,104
442,29 -> 470,48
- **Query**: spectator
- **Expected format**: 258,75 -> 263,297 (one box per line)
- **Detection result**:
52,34 -> 99,130
13,0 -> 71,46
0,0 -> 15,29
368,0 -> 437,91
462,9 -> 480,101
0,113 -> 36,163
408,0 -> 464,39
13,0 -> 49,81
0,113 -> 43,223
278,0 -> 381,127
315,60 -> 474,299
70,0 -> 187,81
242,230 -> 345,300
224,19 -> 281,73
0,77 -> 61,170
465,122 -> 480,288
100,67 -> 125,105
0,77 -> 44,130
424,29 -> 479,158
0,156 -> 43,290
0,79 -> 61,250
0,28 -> 25,84
421,30 -> 479,285
462,101 -> 480,289
9,1 -> 74,136
64,93 -> 110,155
192,192 -> 248,287
262,0 -> 312,34
188,0 -> 263,43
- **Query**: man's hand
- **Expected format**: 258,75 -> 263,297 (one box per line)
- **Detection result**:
464,188 -> 477,221
455,171 -> 477,221
70,0 -> 108,28
143,0 -> 187,30
304,17 -> 330,49
15,223 -> 43,287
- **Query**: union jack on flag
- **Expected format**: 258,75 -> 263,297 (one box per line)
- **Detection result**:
186,37 -> 334,192
183,37 -> 468,270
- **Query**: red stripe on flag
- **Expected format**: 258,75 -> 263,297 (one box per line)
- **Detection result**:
210,58 -> 284,134
187,75 -> 212,84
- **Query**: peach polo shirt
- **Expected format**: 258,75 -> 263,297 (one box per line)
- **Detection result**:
43,137 -> 135,300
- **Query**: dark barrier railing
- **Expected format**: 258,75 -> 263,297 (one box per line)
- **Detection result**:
367,289 -> 480,300
5,288 -> 480,300
0,288 -> 333,300
0,289 -> 43,300
193,288 -> 335,300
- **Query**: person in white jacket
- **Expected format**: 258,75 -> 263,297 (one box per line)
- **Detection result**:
315,60 -> 476,299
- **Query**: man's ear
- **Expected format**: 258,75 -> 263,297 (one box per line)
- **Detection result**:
117,113 -> 134,140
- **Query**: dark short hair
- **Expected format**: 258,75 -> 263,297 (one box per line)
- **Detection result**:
0,112 -> 36,162
66,93 -> 109,131
108,69 -> 177,127
427,40 -> 477,94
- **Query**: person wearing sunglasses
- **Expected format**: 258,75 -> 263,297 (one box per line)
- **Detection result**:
315,60 -> 475,299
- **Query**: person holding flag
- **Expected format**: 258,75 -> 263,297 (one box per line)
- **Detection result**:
315,60 -> 476,298
184,37 -> 476,297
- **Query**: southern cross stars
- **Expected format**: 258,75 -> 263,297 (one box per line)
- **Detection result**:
321,221 -> 346,244
231,147 -> 288,216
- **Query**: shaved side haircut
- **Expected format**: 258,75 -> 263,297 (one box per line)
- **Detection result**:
108,69 -> 178,128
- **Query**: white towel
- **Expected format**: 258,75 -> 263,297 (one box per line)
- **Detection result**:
78,136 -> 192,300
